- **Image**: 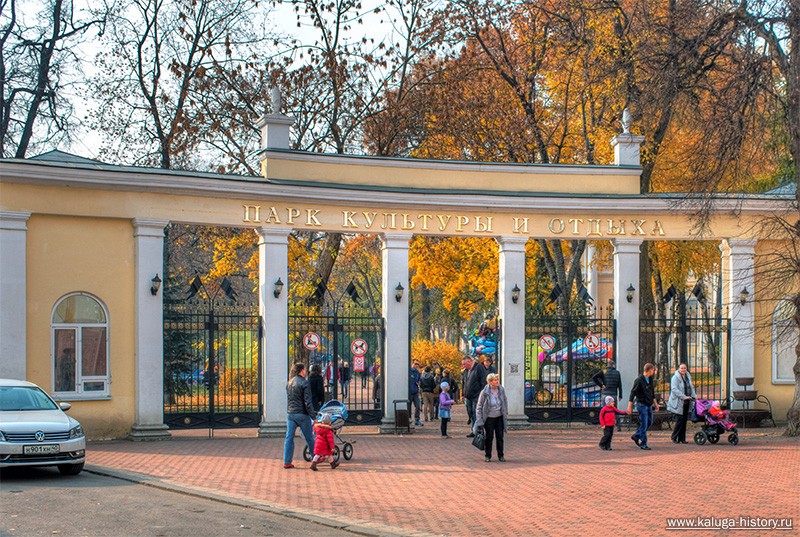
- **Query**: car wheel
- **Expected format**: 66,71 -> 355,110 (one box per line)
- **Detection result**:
58,462 -> 84,475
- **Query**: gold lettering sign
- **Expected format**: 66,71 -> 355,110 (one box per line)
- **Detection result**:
242,205 -> 665,237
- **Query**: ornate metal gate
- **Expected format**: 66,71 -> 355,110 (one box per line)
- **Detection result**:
289,302 -> 385,426
640,307 -> 730,404
163,303 -> 261,429
524,310 -> 616,422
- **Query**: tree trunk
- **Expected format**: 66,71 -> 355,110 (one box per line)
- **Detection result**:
785,293 -> 800,436
15,0 -> 62,158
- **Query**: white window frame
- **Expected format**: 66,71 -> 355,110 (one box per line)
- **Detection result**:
51,293 -> 111,399
772,298 -> 798,385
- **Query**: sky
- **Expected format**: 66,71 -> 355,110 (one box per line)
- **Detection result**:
16,0 -> 396,160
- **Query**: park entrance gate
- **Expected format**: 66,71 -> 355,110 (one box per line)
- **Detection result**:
289,301 -> 385,426
163,303 -> 262,430
524,311 -> 616,422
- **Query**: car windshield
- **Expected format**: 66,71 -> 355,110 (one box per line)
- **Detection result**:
0,386 -> 59,411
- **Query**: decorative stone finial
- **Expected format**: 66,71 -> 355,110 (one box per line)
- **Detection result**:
621,107 -> 631,134
270,87 -> 282,115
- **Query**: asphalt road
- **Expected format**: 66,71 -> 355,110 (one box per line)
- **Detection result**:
0,467 -> 359,537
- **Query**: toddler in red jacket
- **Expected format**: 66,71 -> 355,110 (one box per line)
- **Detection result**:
311,413 -> 340,471
599,396 -> 628,451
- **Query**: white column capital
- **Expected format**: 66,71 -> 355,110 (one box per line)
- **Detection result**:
496,236 -> 529,252
612,238 -> 643,254
380,233 -> 413,249
256,226 -> 291,245
720,239 -> 757,256
132,218 -> 169,237
0,211 -> 31,230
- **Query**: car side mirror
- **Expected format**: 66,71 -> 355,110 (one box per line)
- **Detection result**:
59,402 -> 72,412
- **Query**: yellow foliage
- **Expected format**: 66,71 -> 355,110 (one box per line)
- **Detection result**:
410,236 -> 498,319
411,339 -> 464,375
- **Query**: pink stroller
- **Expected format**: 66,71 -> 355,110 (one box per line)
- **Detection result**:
693,399 -> 739,446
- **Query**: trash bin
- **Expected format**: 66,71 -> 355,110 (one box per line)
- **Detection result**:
393,399 -> 411,433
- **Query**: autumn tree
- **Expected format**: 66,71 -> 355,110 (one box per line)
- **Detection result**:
1,0 -> 107,157
274,0 -> 448,309
90,0 -> 261,169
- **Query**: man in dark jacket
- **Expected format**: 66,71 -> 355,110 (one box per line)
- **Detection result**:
409,360 -> 423,426
463,356 -> 488,437
283,362 -> 316,469
592,360 -> 623,402
627,362 -> 659,450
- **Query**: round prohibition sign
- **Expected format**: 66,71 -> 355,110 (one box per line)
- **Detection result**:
538,334 -> 556,352
351,339 -> 368,356
584,333 -> 601,352
303,332 -> 321,350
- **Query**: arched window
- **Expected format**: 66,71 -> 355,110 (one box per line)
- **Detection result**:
52,293 -> 110,397
772,299 -> 799,384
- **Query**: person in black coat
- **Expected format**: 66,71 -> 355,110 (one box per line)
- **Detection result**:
283,362 -> 316,468
308,363 -> 325,412
592,360 -> 623,402
463,356 -> 488,436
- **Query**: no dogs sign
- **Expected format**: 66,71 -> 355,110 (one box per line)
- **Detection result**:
303,332 -> 321,350
538,334 -> 556,352
351,339 -> 368,356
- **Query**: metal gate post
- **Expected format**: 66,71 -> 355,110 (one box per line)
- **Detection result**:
207,307 -> 216,436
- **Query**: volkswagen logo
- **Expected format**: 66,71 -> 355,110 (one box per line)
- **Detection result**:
35,431 -> 45,442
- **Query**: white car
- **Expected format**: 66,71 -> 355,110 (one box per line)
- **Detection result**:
0,378 -> 86,475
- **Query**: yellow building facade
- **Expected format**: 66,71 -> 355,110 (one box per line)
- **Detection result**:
0,121 -> 796,439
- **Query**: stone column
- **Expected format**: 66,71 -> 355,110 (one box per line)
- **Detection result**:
720,239 -> 756,387
130,218 -> 171,440
613,239 -> 643,398
497,236 -> 530,429
257,228 -> 290,437
379,233 -> 411,434
0,211 -> 31,380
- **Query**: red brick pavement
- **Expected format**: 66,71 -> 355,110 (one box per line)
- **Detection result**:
87,412 -> 799,537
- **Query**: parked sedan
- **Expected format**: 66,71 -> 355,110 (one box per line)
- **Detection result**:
0,378 -> 86,475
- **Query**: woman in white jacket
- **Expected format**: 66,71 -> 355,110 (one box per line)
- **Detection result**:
667,363 -> 697,444
473,373 -> 509,462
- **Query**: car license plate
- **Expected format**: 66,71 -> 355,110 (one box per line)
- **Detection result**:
23,444 -> 60,455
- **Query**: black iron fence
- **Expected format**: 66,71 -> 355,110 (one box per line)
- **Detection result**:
524,309 -> 616,422
164,303 -> 261,429
289,302 -> 385,425
640,307 -> 730,404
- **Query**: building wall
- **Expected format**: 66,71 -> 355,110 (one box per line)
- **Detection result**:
753,239 -> 795,422
26,214 -> 135,439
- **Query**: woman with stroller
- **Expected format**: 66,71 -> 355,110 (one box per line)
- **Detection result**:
667,363 -> 696,444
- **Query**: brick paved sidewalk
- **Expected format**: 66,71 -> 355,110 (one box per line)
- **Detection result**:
87,414 -> 799,537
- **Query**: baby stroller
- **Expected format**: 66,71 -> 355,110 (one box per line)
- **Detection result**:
692,399 -> 739,446
303,400 -> 355,462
